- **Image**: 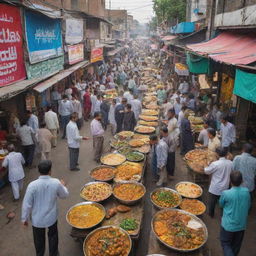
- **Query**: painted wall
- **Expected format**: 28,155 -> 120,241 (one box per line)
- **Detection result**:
215,0 -> 256,27
187,0 -> 208,22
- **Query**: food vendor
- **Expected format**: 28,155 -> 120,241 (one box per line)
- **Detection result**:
207,128 -> 221,152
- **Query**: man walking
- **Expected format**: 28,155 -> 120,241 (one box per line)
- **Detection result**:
58,95 -> 73,139
44,106 -> 59,147
219,171 -> 250,256
204,147 -> 233,217
27,110 -> 39,134
71,95 -> 83,130
91,112 -> 105,163
2,144 -> 25,201
149,135 -> 168,186
66,113 -> 87,171
220,115 -> 236,152
115,98 -> 127,133
123,104 -> 137,131
131,95 -> 142,121
21,160 -> 69,256
16,120 -> 36,168
161,127 -> 178,179
108,99 -> 117,135
233,143 -> 256,197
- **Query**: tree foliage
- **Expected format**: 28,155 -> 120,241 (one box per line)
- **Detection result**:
153,0 -> 186,24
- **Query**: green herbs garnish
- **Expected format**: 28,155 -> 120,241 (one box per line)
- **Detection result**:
120,218 -> 138,231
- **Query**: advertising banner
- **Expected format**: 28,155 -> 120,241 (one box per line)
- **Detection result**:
65,19 -> 83,44
24,10 -> 63,64
68,44 -> 84,65
90,47 -> 103,63
25,56 -> 64,80
0,4 -> 26,87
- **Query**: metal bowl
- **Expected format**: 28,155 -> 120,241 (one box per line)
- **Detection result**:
150,187 -> 182,210
110,138 -> 129,149
179,198 -> 207,216
151,209 -> 208,252
80,181 -> 113,202
66,202 -> 106,229
126,151 -> 145,162
117,146 -> 133,156
83,225 -> 132,256
175,181 -> 203,199
113,181 -> 146,205
134,125 -> 156,134
89,165 -> 115,182
100,153 -> 126,166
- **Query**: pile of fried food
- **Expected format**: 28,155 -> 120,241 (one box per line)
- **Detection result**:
138,120 -> 158,127
153,210 -> 206,250
179,199 -> 206,215
90,167 -> 114,181
176,182 -> 202,199
139,115 -> 158,122
135,125 -> 156,134
185,149 -> 217,173
113,183 -> 145,201
80,182 -> 112,202
141,109 -> 159,116
106,205 -> 131,219
114,162 -> 143,182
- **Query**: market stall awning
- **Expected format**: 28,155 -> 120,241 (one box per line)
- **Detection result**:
187,32 -> 256,65
0,71 -> 60,102
234,69 -> 256,103
33,61 -> 90,93
107,47 -> 124,57
170,22 -> 195,34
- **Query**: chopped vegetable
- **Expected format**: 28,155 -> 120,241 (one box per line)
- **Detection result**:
120,218 -> 138,231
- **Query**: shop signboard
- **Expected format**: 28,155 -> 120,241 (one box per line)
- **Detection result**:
25,56 -> 64,80
68,44 -> 84,65
65,19 -> 83,44
24,10 -> 63,64
90,47 -> 103,63
0,4 -> 26,87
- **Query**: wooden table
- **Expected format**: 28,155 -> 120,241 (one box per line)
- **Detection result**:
70,198 -> 144,256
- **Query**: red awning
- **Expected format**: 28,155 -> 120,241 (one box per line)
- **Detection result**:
187,32 -> 256,65
162,35 -> 177,41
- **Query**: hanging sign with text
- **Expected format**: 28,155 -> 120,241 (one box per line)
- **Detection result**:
0,4 -> 26,87
68,44 -> 84,65
90,47 -> 103,63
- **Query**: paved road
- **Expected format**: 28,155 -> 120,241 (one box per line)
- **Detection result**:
0,122 -> 255,256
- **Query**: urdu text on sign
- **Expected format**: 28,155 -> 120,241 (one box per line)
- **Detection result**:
0,4 -> 26,87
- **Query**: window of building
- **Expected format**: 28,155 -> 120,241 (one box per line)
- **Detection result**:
71,0 -> 78,9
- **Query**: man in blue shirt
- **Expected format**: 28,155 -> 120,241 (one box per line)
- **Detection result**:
233,143 -> 256,197
219,171 -> 250,256
22,160 -> 69,256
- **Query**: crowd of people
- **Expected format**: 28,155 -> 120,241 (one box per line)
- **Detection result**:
0,40 -> 255,256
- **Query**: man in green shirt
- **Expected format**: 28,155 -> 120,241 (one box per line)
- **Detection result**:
219,171 -> 250,256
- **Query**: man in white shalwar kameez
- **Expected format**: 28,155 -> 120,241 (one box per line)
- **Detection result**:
90,92 -> 97,116
2,144 -> 25,200
108,99 -> 117,135
131,95 -> 142,120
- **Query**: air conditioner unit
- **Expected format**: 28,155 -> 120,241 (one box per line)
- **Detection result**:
193,8 -> 204,15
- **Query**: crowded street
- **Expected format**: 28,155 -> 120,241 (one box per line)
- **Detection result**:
1,1 -> 256,256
